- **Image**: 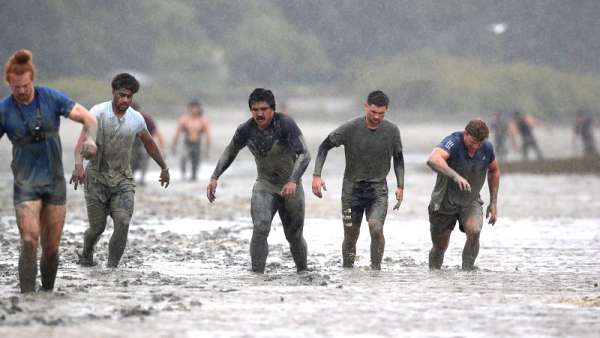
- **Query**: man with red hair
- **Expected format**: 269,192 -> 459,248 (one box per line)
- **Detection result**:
0,50 -> 97,293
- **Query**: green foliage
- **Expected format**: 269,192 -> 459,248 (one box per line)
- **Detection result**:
354,51 -> 600,116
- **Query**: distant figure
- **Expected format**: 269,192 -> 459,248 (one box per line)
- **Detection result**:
573,110 -> 598,157
172,99 -> 211,181
427,119 -> 500,271
510,110 -> 543,161
490,111 -> 509,161
130,102 -> 166,186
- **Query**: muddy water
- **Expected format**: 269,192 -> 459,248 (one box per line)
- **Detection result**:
1,117 -> 599,337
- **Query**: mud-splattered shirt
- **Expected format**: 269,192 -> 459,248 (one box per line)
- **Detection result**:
429,131 -> 495,213
86,101 -> 147,187
211,113 -> 311,188
313,117 -> 404,187
0,87 -> 74,186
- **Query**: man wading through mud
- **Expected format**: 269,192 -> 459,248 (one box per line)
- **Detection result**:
427,119 -> 500,270
207,88 -> 310,273
312,90 -> 404,270
71,73 -> 169,268
0,50 -> 97,292
172,99 -> 211,181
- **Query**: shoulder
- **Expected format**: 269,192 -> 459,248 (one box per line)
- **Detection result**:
382,120 -> 400,133
276,113 -> 300,130
236,118 -> 254,134
36,86 -> 72,102
438,131 -> 463,152
89,101 -> 111,117
481,140 -> 494,154
128,107 -> 146,124
0,95 -> 11,115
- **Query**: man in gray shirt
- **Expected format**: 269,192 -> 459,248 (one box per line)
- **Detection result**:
70,73 -> 169,268
426,119 -> 500,270
312,90 -> 404,270
207,88 -> 311,273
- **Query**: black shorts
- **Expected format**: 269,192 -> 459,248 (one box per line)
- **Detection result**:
341,180 -> 388,226
13,176 -> 67,206
428,200 -> 483,234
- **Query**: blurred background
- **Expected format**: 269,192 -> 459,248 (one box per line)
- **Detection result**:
2,0 -> 600,120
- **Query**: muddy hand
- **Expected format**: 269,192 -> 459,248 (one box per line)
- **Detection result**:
69,164 -> 86,190
311,176 -> 327,198
393,187 -> 404,210
207,178 -> 218,203
486,203 -> 497,225
453,175 -> 471,192
81,138 -> 97,159
159,168 -> 170,188
280,182 -> 297,199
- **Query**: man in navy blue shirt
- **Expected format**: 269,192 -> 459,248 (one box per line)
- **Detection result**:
0,50 -> 97,292
426,119 -> 500,270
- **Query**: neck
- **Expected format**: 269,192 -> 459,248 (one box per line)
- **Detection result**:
16,92 -> 35,106
365,118 -> 379,130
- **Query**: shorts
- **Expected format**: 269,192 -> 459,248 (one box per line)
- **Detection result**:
429,200 -> 483,234
13,176 -> 67,205
341,180 -> 388,226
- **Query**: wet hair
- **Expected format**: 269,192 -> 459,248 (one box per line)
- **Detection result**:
188,98 -> 201,108
248,88 -> 276,111
465,119 -> 490,142
4,49 -> 36,84
367,90 -> 389,108
111,73 -> 139,94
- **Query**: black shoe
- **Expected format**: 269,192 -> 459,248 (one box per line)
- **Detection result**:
76,251 -> 97,267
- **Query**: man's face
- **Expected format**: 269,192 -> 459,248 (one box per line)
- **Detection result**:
112,88 -> 134,113
8,72 -> 34,105
364,103 -> 387,127
189,104 -> 203,116
464,132 -> 484,153
250,101 -> 274,129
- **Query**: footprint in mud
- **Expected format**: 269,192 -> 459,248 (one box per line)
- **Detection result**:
119,304 -> 154,318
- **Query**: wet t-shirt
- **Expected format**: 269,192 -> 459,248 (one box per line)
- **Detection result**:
0,87 -> 75,185
322,117 -> 402,183
429,131 -> 495,213
87,101 -> 147,186
214,113 -> 308,187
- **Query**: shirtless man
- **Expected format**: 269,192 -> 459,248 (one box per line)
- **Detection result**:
71,73 -> 169,268
172,99 -> 211,181
427,119 -> 500,270
312,90 -> 404,270
0,50 -> 97,292
207,88 -> 310,273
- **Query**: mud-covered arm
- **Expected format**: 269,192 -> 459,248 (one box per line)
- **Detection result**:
289,135 -> 311,183
140,129 -> 167,170
312,137 -> 337,177
393,129 -> 405,188
487,159 -> 500,205
211,134 -> 245,180
427,147 -> 471,192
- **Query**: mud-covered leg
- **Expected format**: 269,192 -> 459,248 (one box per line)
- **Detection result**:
280,187 -> 307,272
190,146 -> 200,181
429,225 -> 453,270
368,220 -> 385,270
107,191 -> 134,268
365,191 -> 388,270
15,201 -> 42,293
39,203 -> 65,291
342,207 -> 363,268
461,217 -> 482,271
81,188 -> 109,265
250,188 -> 277,273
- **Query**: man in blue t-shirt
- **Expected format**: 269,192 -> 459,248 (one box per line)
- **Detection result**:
0,50 -> 97,293
426,119 -> 500,270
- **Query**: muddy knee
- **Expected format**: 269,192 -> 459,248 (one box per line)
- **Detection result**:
368,220 -> 384,238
